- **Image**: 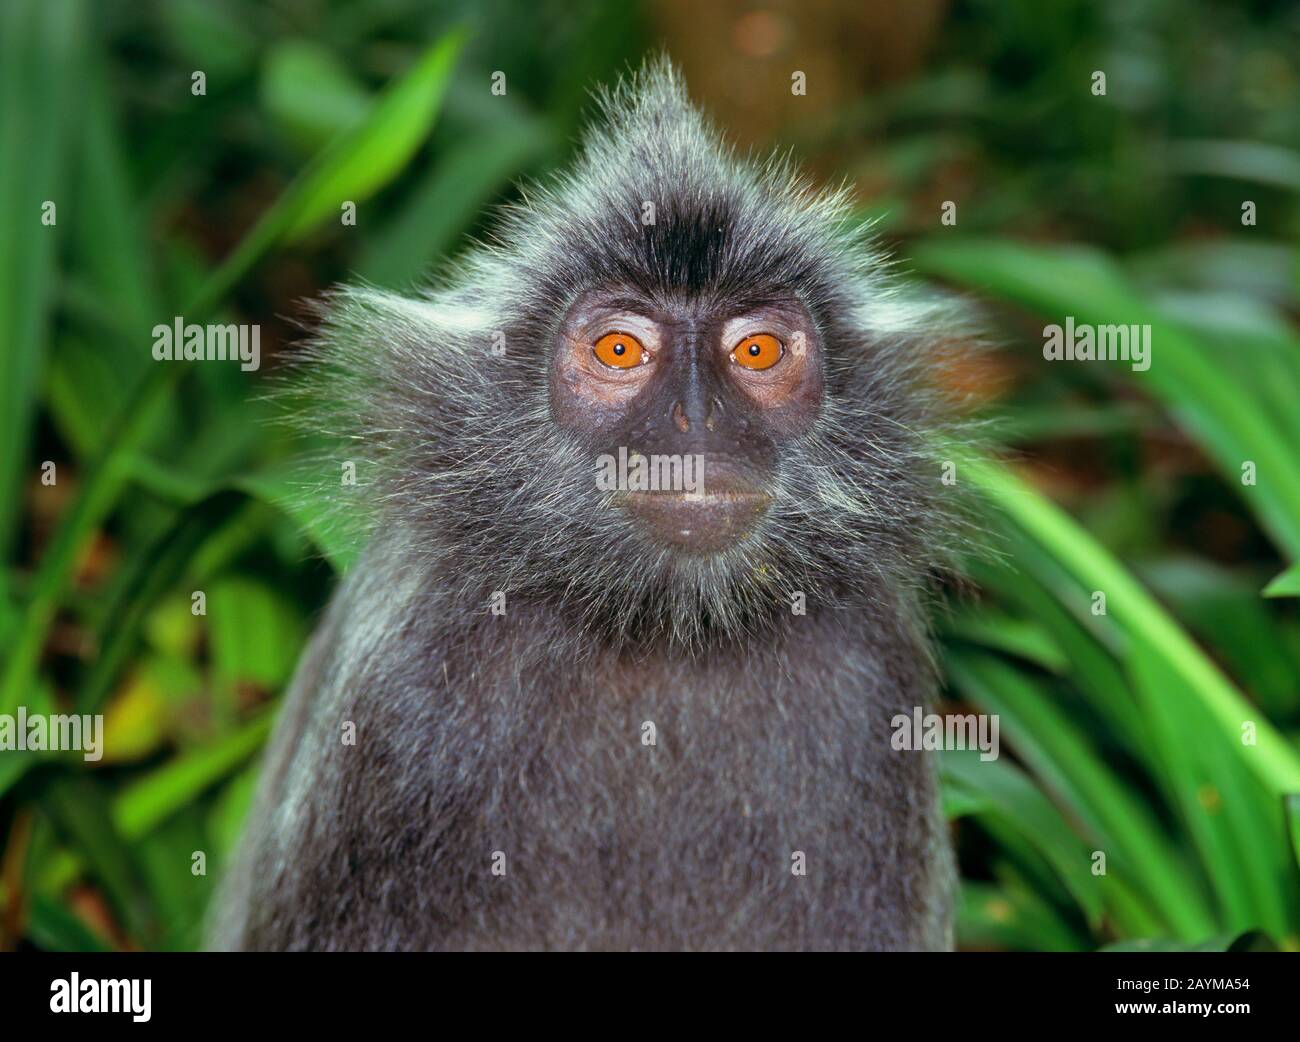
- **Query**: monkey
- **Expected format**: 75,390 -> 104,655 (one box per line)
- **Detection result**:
209,58 -> 967,952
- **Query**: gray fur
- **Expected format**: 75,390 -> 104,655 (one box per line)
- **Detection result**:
211,59 -> 961,951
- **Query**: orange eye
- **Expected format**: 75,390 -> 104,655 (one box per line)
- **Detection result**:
593,332 -> 647,369
730,333 -> 783,371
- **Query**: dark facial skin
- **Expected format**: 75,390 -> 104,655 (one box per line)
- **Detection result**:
550,287 -> 824,553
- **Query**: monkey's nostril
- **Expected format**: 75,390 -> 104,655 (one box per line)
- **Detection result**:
671,401 -> 690,433
706,397 -> 723,431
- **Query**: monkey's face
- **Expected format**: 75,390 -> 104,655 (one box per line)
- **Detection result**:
550,288 -> 823,554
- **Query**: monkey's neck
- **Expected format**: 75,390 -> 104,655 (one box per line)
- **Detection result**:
442,564 -> 915,664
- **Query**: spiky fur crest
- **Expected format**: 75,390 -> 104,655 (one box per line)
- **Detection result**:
297,58 -> 966,653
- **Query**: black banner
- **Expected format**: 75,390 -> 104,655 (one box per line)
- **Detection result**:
0,952 -> 1287,1029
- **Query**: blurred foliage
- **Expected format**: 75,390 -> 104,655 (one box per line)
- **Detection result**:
0,0 -> 1298,951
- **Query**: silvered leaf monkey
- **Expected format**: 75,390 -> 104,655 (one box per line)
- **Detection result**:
212,59 -> 961,952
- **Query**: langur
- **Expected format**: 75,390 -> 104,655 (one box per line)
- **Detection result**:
211,59 -> 966,951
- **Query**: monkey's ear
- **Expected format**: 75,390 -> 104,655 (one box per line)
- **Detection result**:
289,283 -> 503,466
839,283 -> 978,359
314,285 -> 496,363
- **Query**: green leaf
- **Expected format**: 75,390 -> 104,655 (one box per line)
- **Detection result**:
961,551 -> 1147,752
76,490 -> 251,716
941,749 -> 1108,929
207,575 -> 306,701
1100,931 -> 1278,953
914,240 -> 1300,561
1163,295 -> 1300,453
208,764 -> 261,860
1166,139 -> 1300,192
0,30 -> 461,714
1286,794 -> 1300,875
73,62 -> 159,335
113,711 -> 275,841
41,774 -> 155,943
963,454 -> 1300,799
198,26 -> 468,312
260,40 -> 371,154
946,649 -> 1212,938
279,28 -> 466,241
233,469 -> 358,572
26,894 -> 112,952
938,608 -> 1068,673
0,682 -> 58,799
160,0 -> 260,78
358,115 -> 554,287
46,56 -> 165,460
134,814 -> 214,950
1128,646 -> 1294,938
0,0 -> 84,600
1264,563 -> 1300,599
1139,557 -> 1299,718
955,882 -> 1088,952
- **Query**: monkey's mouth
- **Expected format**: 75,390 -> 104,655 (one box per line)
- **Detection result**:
615,475 -> 772,553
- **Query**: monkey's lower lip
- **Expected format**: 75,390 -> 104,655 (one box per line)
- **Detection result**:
616,482 -> 772,553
